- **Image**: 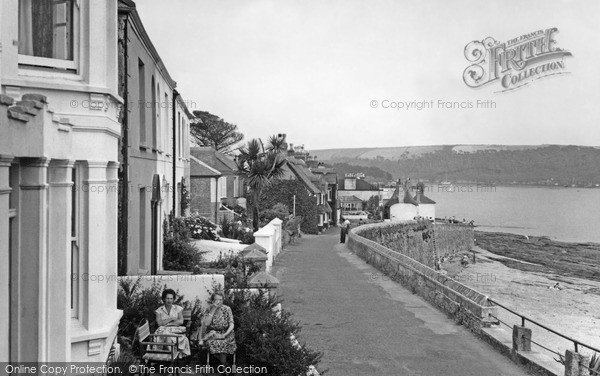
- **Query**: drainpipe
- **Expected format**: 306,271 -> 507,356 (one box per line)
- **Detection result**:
172,89 -> 179,217
117,11 -> 130,276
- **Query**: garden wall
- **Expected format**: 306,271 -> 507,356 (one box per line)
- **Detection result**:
347,222 -> 495,334
118,274 -> 224,306
192,239 -> 247,262
254,218 -> 283,272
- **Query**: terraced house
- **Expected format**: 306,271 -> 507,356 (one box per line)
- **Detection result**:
1,0 -> 122,362
117,0 -> 192,276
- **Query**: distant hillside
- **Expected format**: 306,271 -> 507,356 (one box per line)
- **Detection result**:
312,144 -> 543,161
312,145 -> 600,186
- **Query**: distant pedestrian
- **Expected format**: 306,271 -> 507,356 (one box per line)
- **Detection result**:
340,217 -> 347,243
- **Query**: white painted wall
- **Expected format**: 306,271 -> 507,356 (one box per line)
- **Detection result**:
118,274 -> 225,308
390,203 -> 418,221
253,218 -> 283,272
419,204 -> 436,219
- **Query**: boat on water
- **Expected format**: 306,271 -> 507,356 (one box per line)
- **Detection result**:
439,180 -> 453,192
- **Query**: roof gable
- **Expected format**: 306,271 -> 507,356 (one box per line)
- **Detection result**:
190,155 -> 221,177
191,147 -> 237,174
286,161 -> 321,194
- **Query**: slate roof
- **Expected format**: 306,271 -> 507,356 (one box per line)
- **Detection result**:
402,190 -> 419,206
311,170 -> 338,184
340,195 -> 363,203
384,186 -> 401,207
190,147 -> 237,173
286,160 -> 322,194
190,155 -> 221,177
416,193 -> 436,204
337,178 -> 379,191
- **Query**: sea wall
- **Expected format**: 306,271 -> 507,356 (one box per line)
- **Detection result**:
434,223 -> 475,256
356,221 -> 474,268
347,222 -> 495,333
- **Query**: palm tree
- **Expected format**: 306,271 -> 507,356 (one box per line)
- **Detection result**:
236,137 -> 287,231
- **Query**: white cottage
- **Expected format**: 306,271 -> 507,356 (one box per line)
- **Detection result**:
384,181 -> 436,221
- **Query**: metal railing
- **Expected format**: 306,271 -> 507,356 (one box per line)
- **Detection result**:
487,297 -> 600,356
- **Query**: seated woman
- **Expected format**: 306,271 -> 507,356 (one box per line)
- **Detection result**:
192,292 -> 236,366
154,288 -> 190,358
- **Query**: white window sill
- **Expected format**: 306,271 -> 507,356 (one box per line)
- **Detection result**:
71,309 -> 123,343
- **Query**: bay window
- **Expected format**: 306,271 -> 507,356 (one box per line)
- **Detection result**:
18,0 -> 78,70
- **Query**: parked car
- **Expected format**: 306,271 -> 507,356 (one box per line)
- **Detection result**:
342,211 -> 369,221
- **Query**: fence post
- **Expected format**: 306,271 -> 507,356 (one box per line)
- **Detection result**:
512,325 -> 532,351
564,349 -> 591,376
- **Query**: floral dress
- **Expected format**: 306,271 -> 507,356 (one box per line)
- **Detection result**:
206,305 -> 237,354
154,304 -> 191,357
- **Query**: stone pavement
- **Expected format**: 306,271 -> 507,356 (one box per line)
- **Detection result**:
272,231 -> 533,376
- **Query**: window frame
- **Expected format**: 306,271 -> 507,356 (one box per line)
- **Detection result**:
70,164 -> 80,319
17,0 -> 80,72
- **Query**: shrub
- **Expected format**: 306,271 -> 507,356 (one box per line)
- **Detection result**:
163,216 -> 205,272
185,214 -> 220,240
219,216 -> 255,245
163,236 -> 204,272
116,278 -> 202,353
117,279 -> 175,344
260,203 -> 290,225
224,289 -> 324,376
203,252 -> 261,290
249,179 -> 319,234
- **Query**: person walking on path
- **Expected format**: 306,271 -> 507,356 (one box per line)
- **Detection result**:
339,217 -> 349,243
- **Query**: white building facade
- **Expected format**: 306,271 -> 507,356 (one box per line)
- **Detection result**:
1,0 -> 122,362
117,1 -> 192,275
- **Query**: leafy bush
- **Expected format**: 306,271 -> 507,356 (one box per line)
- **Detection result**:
260,203 -> 290,225
219,216 -> 255,244
224,289 -> 324,376
180,179 -> 190,213
250,179 -> 319,234
163,237 -> 204,272
117,279 -> 176,343
203,252 -> 261,290
185,214 -> 220,240
222,201 -> 249,221
163,216 -> 205,272
116,278 -> 202,353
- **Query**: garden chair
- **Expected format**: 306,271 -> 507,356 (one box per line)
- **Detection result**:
183,309 -> 209,365
135,319 -> 181,375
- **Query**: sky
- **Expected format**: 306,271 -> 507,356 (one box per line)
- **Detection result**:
134,0 -> 600,150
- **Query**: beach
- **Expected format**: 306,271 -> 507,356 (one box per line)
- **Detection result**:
440,231 -> 600,360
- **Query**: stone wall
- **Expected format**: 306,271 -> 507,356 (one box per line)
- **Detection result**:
347,223 -> 495,334
434,223 -> 475,256
356,221 -> 474,268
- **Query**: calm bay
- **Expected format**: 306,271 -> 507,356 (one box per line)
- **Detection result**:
423,184 -> 600,243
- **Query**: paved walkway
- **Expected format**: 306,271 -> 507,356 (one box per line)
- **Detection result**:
272,231 -> 532,376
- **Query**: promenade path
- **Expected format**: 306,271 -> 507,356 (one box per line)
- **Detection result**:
272,231 -> 532,376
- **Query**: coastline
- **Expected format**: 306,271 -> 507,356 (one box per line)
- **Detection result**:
440,230 -> 600,360
473,231 -> 600,282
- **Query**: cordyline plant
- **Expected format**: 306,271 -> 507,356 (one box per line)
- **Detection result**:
236,136 -> 287,231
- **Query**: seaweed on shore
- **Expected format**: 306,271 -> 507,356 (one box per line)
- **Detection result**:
475,231 -> 600,282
